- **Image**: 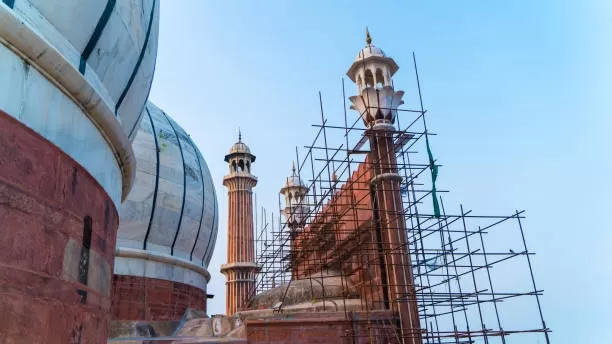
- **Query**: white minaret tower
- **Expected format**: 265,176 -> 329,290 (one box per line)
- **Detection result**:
279,162 -> 309,277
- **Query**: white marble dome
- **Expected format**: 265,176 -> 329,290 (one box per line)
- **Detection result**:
0,1 -> 160,204
117,102 -> 219,271
347,41 -> 399,86
229,141 -> 252,155
283,165 -> 306,189
3,0 -> 160,140
355,44 -> 387,61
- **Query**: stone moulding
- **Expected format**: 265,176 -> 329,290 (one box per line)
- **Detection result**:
115,247 -> 211,284
0,5 -> 135,200
220,262 -> 261,273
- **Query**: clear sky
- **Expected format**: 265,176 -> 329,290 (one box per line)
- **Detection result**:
148,1 -> 612,342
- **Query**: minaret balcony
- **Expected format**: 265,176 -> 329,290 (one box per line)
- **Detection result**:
349,86 -> 405,127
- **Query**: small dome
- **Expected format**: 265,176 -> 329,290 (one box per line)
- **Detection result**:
283,164 -> 306,189
225,133 -> 256,163
346,37 -> 399,83
248,270 -> 358,310
355,44 -> 386,62
229,141 -> 251,155
285,175 -> 303,188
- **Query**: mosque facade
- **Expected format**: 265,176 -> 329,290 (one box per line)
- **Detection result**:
0,2 -> 549,344
0,1 -> 414,340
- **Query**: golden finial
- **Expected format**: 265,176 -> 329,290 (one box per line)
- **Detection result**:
365,26 -> 372,45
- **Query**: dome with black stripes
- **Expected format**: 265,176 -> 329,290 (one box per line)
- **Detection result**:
114,101 -> 218,291
0,0 -> 161,203
6,0 -> 160,141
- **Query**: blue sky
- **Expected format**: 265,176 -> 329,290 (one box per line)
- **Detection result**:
148,1 -> 612,342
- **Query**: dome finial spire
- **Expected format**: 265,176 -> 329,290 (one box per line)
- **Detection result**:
238,127 -> 242,142
365,26 -> 372,45
292,161 -> 296,175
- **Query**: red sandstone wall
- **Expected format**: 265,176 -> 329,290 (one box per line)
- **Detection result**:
111,275 -> 206,321
294,162 -> 373,274
292,161 -> 388,308
246,312 -> 400,344
248,320 -> 350,344
0,111 -> 119,343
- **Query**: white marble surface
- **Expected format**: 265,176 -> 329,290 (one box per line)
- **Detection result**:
170,118 -> 204,260
349,86 -> 405,126
147,104 -> 184,254
0,44 -> 122,207
9,0 -> 160,140
349,86 -> 404,127
0,1 -> 161,202
347,42 -> 399,90
117,102 -> 219,282
191,149 -> 218,267
114,250 -> 209,291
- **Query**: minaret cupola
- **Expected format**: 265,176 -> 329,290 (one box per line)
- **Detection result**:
225,131 -> 256,175
280,162 -> 309,232
347,28 -> 405,128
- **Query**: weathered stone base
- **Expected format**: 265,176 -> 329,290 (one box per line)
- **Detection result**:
245,311 -> 400,344
108,320 -> 181,339
111,275 -> 206,321
106,311 -> 400,344
0,111 -> 119,343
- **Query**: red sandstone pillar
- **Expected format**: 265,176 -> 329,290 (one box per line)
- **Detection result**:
368,123 -> 422,344
220,136 -> 260,315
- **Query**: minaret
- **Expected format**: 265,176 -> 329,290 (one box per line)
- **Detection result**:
220,132 -> 259,315
279,162 -> 309,277
348,28 -> 423,344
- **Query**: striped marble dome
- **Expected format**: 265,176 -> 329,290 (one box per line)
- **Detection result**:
0,0 -> 161,204
3,0 -> 160,141
117,102 -> 218,268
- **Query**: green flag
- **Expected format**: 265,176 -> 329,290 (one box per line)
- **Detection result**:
425,134 -> 440,218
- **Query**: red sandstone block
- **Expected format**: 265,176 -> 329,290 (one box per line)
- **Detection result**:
0,206 -> 69,276
173,295 -> 189,303
57,161 -> 118,262
0,182 -> 80,235
116,290 -> 141,300
0,121 -> 60,204
127,305 -> 144,320
247,330 -> 267,341
0,266 -> 70,303
149,278 -> 173,288
149,292 -> 173,304
112,275 -> 205,321
59,164 -> 97,217
0,113 -> 117,344
117,281 -> 144,289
